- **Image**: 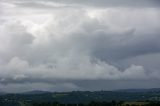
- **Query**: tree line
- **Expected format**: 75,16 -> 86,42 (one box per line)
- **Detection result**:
30,101 -> 160,106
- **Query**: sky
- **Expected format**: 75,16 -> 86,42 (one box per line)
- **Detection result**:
0,0 -> 160,93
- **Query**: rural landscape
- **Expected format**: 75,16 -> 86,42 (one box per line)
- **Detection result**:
1,88 -> 160,106
0,0 -> 160,106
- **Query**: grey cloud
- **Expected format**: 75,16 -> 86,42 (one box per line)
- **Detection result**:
53,0 -> 160,8
3,0 -> 160,9
0,0 -> 160,92
0,82 -> 81,93
70,79 -> 160,91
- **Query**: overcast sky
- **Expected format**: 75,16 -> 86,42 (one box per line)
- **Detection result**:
0,0 -> 160,93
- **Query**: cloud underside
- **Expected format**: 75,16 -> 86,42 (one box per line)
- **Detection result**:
6,0 -> 160,8
0,0 -> 160,92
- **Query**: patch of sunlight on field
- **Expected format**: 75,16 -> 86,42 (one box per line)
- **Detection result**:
123,101 -> 149,106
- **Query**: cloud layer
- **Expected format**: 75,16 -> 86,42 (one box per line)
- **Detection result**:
0,0 -> 160,92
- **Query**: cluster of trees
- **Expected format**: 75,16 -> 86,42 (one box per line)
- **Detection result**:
1,100 -> 160,106
31,101 -> 160,106
32,101 -> 122,106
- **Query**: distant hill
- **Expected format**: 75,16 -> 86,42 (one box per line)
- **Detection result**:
116,88 -> 160,92
21,90 -> 52,94
0,92 -> 6,95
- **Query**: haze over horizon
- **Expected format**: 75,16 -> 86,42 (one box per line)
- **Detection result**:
0,0 -> 160,93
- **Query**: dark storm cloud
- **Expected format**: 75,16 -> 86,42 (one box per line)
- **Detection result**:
8,0 -> 160,9
92,32 -> 160,61
52,0 -> 160,8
